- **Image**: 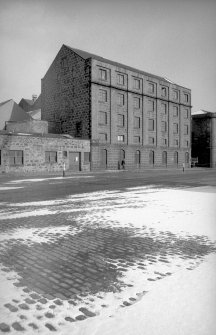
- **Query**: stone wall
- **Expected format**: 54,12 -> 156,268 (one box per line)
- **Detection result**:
0,133 -> 90,174
6,120 -> 48,134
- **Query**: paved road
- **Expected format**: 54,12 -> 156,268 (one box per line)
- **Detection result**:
0,168 -> 215,334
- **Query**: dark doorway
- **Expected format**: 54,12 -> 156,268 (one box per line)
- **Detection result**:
101,149 -> 107,169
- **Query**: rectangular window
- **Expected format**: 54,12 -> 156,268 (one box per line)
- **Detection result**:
84,152 -> 90,163
134,116 -> 140,129
184,93 -> 189,102
133,97 -> 140,109
148,82 -> 155,93
45,151 -> 57,163
99,133 -> 107,142
161,121 -> 167,132
148,99 -> 154,112
184,124 -> 189,135
148,137 -> 155,145
117,74 -> 124,85
99,89 -> 107,102
63,151 -> 67,158
118,114 -> 125,127
174,139 -> 179,146
173,123 -> 178,134
184,109 -> 189,119
117,93 -> 124,106
173,90 -> 179,100
162,138 -> 167,146
173,106 -> 178,117
148,119 -> 154,131
118,135 -> 124,142
99,69 -> 107,81
161,103 -> 167,114
99,111 -> 107,125
184,140 -> 189,147
134,78 -> 140,89
161,87 -> 167,97
134,136 -> 140,144
61,57 -> 68,69
75,121 -> 82,137
9,150 -> 24,166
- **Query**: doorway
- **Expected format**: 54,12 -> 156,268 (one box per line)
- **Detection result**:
69,152 -> 81,171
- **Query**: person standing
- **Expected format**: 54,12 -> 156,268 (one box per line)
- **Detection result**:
182,162 -> 185,172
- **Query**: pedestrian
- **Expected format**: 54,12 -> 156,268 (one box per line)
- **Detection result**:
122,159 -> 125,170
182,162 -> 185,173
63,162 -> 66,177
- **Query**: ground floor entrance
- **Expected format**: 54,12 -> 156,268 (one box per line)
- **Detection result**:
69,152 -> 81,171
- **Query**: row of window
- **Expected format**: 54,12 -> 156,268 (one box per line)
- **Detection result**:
98,91 -> 190,117
98,68 -> 190,102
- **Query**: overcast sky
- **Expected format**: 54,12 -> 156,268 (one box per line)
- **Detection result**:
0,0 -> 215,113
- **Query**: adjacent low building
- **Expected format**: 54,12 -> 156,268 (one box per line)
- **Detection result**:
41,44 -> 192,170
192,110 -> 216,167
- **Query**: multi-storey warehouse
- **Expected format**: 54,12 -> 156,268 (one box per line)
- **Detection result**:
41,44 -> 191,171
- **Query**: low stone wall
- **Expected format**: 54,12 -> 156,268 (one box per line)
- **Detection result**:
6,120 -> 48,134
0,132 -> 90,174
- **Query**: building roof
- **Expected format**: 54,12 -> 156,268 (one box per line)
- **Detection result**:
64,44 -> 180,86
0,99 -> 32,130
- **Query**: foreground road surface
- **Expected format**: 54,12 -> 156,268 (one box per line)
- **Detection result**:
0,169 -> 215,334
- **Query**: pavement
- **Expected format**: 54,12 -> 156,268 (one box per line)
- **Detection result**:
0,168 -> 215,334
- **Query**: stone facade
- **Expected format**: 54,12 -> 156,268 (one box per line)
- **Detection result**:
0,132 -> 90,174
192,112 -> 216,168
42,45 -> 191,170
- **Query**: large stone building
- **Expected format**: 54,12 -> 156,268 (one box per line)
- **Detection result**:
192,111 -> 216,167
42,45 -> 191,170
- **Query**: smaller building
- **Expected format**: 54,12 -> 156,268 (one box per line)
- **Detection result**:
0,99 -> 31,130
192,110 -> 216,168
0,128 -> 90,174
19,94 -> 41,120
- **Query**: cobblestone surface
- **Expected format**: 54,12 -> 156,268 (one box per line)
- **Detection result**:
0,172 -> 215,333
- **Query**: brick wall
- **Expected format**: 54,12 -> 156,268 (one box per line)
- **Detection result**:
41,45 -> 91,138
6,120 -> 48,134
0,133 -> 90,174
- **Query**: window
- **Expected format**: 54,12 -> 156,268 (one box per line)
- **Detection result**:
133,97 -> 140,109
161,121 -> 167,132
84,152 -> 90,163
135,150 -> 141,164
117,93 -> 124,106
161,103 -> 167,114
149,150 -> 154,165
174,151 -> 178,164
60,57 -> 68,69
99,89 -> 107,102
134,136 -> 140,144
99,111 -> 107,125
117,74 -> 124,85
184,140 -> 189,147
99,133 -> 107,142
162,151 -> 167,165
148,119 -> 154,131
173,90 -> 178,100
45,151 -> 57,163
118,114 -> 125,127
185,152 -> 189,164
134,116 -> 140,129
162,138 -> 167,146
161,87 -> 167,97
174,139 -> 179,146
173,123 -> 178,134
148,100 -> 155,112
134,78 -> 140,89
148,82 -> 155,93
9,150 -> 23,166
118,135 -> 124,142
63,151 -> 67,158
184,93 -> 189,103
184,109 -> 189,119
184,124 -> 189,135
148,137 -> 155,145
173,106 -> 178,117
75,121 -> 82,137
99,69 -> 107,81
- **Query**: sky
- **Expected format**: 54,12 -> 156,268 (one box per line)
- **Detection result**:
0,0 -> 216,114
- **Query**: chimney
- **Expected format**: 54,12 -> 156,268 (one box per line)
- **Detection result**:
32,94 -> 37,103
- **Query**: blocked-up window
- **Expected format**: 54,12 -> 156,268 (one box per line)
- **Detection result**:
148,100 -> 155,112
184,109 -> 189,119
133,136 -> 140,144
99,89 -> 108,102
117,74 -> 124,85
133,97 -> 140,109
9,150 -> 23,166
173,90 -> 179,100
99,133 -> 107,142
117,93 -> 124,106
161,87 -> 167,97
148,137 -> 155,145
99,69 -> 107,81
134,78 -> 140,89
134,116 -> 140,129
148,119 -> 154,131
173,123 -> 178,134
184,124 -> 189,135
173,106 -> 178,117
148,82 -> 155,93
45,151 -> 57,163
99,111 -> 107,125
161,103 -> 167,114
118,114 -> 124,127
161,121 -> 167,132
